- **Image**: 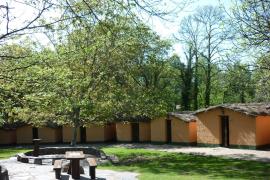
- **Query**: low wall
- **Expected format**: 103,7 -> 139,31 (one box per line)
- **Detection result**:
24,147 -> 103,157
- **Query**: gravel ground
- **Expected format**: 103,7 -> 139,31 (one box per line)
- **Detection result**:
0,157 -> 138,180
108,143 -> 270,162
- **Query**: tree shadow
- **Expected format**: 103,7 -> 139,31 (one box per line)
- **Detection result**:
104,152 -> 270,179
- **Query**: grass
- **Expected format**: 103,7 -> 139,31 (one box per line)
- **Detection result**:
0,147 -> 30,159
100,147 -> 270,180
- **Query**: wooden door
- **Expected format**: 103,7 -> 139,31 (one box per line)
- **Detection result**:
80,127 -> 86,143
221,116 -> 229,147
32,127 -> 39,139
166,119 -> 172,143
131,123 -> 139,142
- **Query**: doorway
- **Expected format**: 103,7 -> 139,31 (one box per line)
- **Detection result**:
221,116 -> 229,147
166,119 -> 172,143
131,123 -> 139,142
80,127 -> 86,143
32,127 -> 39,139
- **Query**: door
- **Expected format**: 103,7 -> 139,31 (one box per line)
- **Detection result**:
221,116 -> 229,147
166,119 -> 172,143
32,127 -> 39,139
80,127 -> 86,143
131,123 -> 139,142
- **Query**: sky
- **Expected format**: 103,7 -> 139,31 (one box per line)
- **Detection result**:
2,0 -> 234,56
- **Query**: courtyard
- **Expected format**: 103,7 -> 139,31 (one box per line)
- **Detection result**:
1,144 -> 270,180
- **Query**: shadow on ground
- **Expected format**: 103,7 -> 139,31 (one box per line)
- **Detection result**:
101,148 -> 270,179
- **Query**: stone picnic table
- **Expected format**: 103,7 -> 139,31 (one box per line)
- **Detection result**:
65,151 -> 85,179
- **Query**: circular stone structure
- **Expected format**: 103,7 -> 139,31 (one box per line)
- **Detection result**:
17,147 -> 107,165
24,147 -> 103,157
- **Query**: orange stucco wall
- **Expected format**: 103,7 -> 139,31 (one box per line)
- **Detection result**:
256,116 -> 270,146
86,125 -> 105,142
171,117 -> 189,143
197,108 -> 256,146
139,122 -> 151,142
62,126 -> 80,143
38,127 -> 62,143
189,122 -> 197,143
0,130 -> 16,145
197,109 -> 221,145
16,126 -> 33,144
227,109 -> 256,146
116,123 -> 132,142
151,118 -> 166,142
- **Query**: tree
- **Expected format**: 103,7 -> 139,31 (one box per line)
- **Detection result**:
253,54 -> 270,101
110,23 -> 176,118
180,44 -> 194,110
231,0 -> 270,52
176,14 -> 202,110
223,62 -> 255,103
194,5 -> 228,107
0,0 -> 55,44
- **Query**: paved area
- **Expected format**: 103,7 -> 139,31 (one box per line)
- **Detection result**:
109,144 -> 270,162
0,157 -> 138,180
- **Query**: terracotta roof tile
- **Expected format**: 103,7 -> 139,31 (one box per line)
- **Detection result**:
168,112 -> 198,122
195,103 -> 270,116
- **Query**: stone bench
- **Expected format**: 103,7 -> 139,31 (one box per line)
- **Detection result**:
87,158 -> 97,180
53,160 -> 62,179
17,153 -> 66,165
17,154 -> 43,164
0,165 -> 9,180
17,153 -> 29,163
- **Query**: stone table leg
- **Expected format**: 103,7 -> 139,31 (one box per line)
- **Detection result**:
71,159 -> 80,179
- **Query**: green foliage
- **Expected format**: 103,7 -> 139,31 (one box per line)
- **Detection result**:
253,54 -> 270,101
222,62 -> 255,103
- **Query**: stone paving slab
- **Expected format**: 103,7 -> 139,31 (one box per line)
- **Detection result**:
0,157 -> 138,180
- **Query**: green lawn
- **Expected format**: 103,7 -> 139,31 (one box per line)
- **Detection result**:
0,147 -> 30,159
100,147 -> 270,180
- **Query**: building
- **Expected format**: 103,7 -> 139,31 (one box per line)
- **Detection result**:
62,126 -> 81,143
195,103 -> 270,149
85,123 -> 116,143
151,112 -> 197,144
168,112 -> 197,145
16,125 -> 35,144
0,126 -> 16,145
38,126 -> 62,143
16,123 -> 62,144
116,118 -> 151,142
63,123 -> 116,143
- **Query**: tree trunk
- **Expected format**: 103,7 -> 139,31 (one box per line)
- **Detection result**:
240,90 -> 245,103
193,53 -> 199,110
70,107 -> 80,146
181,46 -> 193,111
205,60 -> 211,107
71,126 -> 78,146
205,34 -> 212,108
